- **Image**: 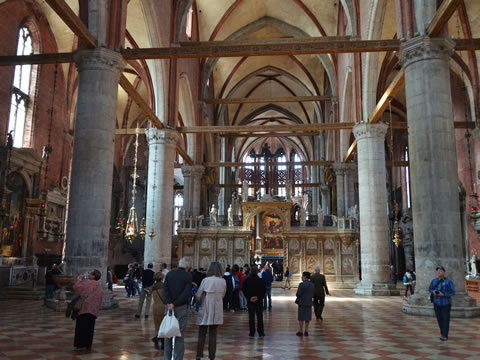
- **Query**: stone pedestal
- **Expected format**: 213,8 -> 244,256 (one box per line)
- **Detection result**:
353,123 -> 398,296
144,129 -> 179,271
399,36 -> 478,317
64,48 -> 125,309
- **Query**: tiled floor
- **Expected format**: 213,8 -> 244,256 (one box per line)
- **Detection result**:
0,287 -> 479,359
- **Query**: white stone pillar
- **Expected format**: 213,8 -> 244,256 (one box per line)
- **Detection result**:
191,166 -> 204,217
320,184 -> 329,215
344,164 -> 356,211
353,123 -> 398,295
144,129 -> 179,271
64,49 -> 125,284
399,36 -> 478,316
333,163 -> 346,217
181,165 -> 193,217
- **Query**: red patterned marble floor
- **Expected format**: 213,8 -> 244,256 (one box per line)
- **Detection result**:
0,287 -> 479,359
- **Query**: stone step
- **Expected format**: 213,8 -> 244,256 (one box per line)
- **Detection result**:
0,286 -> 45,300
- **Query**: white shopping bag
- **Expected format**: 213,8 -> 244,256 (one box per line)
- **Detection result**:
158,311 -> 182,338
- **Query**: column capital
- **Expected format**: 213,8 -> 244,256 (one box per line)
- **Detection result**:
398,36 -> 455,68
145,128 -> 179,147
343,163 -> 356,175
181,164 -> 205,177
73,47 -> 126,74
353,123 -> 388,141
332,162 -> 347,175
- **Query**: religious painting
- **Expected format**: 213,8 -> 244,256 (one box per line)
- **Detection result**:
1,172 -> 26,258
262,213 -> 284,250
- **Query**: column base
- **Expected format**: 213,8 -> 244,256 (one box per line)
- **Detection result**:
354,282 -> 400,296
402,293 -> 480,318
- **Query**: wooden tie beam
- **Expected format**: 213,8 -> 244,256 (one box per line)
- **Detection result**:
204,96 -> 335,104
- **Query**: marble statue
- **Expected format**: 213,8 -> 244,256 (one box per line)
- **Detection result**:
331,214 -> 338,227
317,205 -> 323,227
232,191 -> 241,216
228,204 -> 234,227
285,180 -> 292,201
303,192 -> 310,212
242,180 -> 249,201
179,206 -> 186,220
299,207 -> 307,227
210,204 -> 217,225
471,250 -> 478,275
400,208 -> 414,271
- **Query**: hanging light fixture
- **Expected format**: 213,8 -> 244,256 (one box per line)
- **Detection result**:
149,141 -> 158,240
125,111 -> 141,242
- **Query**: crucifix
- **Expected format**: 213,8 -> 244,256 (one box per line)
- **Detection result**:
249,144 -> 284,195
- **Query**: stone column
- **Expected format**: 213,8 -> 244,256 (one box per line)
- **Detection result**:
181,165 -> 192,217
190,166 -> 204,217
144,129 -> 179,271
64,48 -> 125,299
344,163 -> 356,212
333,163 -> 346,217
399,36 -> 478,316
353,123 -> 398,295
320,184 -> 329,214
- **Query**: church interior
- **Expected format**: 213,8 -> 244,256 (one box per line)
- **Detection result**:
1,0 -> 480,358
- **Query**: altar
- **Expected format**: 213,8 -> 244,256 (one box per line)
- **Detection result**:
177,200 -> 359,288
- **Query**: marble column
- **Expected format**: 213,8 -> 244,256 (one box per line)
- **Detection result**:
182,164 -> 205,217
399,36 -> 479,317
353,123 -> 398,295
333,163 -> 346,217
320,184 -> 329,215
144,129 -> 179,271
344,163 -> 356,212
64,48 -> 125,302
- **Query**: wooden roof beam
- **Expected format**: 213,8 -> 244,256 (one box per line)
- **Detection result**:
204,96 -> 335,104
2,39 -> 480,66
427,0 -> 462,37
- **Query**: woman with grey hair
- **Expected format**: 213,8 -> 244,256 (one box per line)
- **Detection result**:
195,262 -> 226,360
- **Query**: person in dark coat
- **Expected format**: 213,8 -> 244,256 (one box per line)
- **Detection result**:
242,266 -> 266,337
310,266 -> 330,320
295,271 -> 315,336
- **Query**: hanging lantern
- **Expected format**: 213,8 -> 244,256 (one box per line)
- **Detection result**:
149,227 -> 155,239
392,219 -> 402,248
125,116 -> 141,243
39,203 -> 47,220
125,206 -> 138,242
139,217 -> 146,240
115,209 -> 125,233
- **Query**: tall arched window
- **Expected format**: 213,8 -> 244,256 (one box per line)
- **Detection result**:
277,153 -> 287,196
293,153 -> 303,196
185,6 -> 193,39
8,26 -> 36,148
173,192 -> 184,235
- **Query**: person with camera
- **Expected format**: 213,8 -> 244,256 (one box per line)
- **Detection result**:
429,266 -> 455,341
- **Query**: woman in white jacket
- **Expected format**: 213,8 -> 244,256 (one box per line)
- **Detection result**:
195,262 -> 227,360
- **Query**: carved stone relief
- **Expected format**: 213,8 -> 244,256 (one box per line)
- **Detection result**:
234,238 -> 244,254
200,256 -> 211,270
234,256 -> 244,267
289,256 -> 300,274
184,241 -> 194,255
217,256 -> 228,271
289,238 -> 300,255
342,239 -> 353,255
324,256 -> 336,274
217,238 -> 228,255
342,257 -> 353,274
306,256 -> 318,273
306,239 -> 317,250
200,238 -> 211,253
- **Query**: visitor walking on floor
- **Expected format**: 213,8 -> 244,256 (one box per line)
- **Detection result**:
163,257 -> 193,360
261,264 -> 273,310
73,269 -> 103,351
429,266 -> 455,341
135,263 -> 155,318
310,266 -> 330,320
243,266 -> 266,338
295,271 -> 315,336
283,266 -> 292,289
403,270 -> 414,298
151,272 -> 165,350
195,262 -> 227,360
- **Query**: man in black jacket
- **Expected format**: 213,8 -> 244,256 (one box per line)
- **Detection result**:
310,266 -> 330,320
163,257 -> 192,360
242,266 -> 266,337
135,263 -> 155,319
